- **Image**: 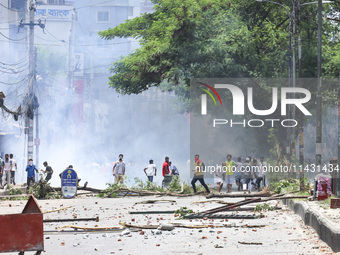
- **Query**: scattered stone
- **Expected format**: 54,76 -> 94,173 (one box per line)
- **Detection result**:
214,244 -> 224,248
122,229 -> 131,235
151,230 -> 162,235
158,223 -> 174,231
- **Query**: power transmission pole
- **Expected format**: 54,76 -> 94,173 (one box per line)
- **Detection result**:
19,0 -> 44,173
27,0 -> 36,164
316,0 -> 322,166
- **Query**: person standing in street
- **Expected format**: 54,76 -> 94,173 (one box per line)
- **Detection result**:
234,157 -> 243,191
258,156 -> 267,188
26,159 -> 38,191
144,159 -> 157,182
242,157 -> 255,194
113,154 -> 125,185
1,154 -> 12,189
223,154 -> 237,193
42,161 -> 54,182
191,154 -> 210,194
9,154 -> 17,185
162,157 -> 171,187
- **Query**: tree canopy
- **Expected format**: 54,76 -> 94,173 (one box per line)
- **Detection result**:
99,0 -> 340,95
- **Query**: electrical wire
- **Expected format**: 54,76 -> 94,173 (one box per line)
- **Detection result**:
0,75 -> 29,85
0,31 -> 30,41
0,54 -> 31,66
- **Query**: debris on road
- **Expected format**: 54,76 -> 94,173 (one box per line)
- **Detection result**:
238,241 -> 263,245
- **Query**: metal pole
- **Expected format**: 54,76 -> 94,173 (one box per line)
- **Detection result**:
35,108 -> 39,170
291,0 -> 297,174
316,0 -> 322,166
299,127 -> 304,191
27,1 -> 36,163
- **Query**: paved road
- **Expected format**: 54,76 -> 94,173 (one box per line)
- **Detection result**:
0,195 -> 335,255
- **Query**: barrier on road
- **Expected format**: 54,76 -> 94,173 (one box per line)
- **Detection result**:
0,195 -> 44,254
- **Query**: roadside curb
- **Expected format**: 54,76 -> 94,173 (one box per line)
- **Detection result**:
284,199 -> 340,252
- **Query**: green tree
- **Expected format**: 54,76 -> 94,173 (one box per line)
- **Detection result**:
99,0 -> 340,158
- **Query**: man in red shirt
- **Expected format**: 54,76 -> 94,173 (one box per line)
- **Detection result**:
162,157 -> 170,176
162,156 -> 171,187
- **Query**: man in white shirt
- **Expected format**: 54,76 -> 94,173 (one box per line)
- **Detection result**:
10,154 -> 17,185
144,159 -> 157,182
1,154 -> 12,189
113,154 -> 125,185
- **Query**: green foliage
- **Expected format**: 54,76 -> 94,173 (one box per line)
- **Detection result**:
28,179 -> 61,199
99,0 -> 340,96
98,182 -> 126,198
174,206 -> 194,219
168,175 -> 181,191
0,196 -> 29,201
254,203 -> 274,212
270,178 -> 309,194
132,177 -> 165,192
9,188 -> 22,195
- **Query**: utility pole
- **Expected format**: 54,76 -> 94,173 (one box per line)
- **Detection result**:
20,0 -> 45,173
316,0 -> 322,166
27,0 -> 36,164
291,0 -> 297,177
297,0 -> 304,190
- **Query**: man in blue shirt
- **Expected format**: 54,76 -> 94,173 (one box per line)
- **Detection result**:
26,159 -> 38,191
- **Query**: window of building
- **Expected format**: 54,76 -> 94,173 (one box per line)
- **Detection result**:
97,11 -> 110,23
47,0 -> 65,5
9,0 -> 27,10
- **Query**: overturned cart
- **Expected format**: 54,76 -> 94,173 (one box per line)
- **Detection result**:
0,195 -> 43,255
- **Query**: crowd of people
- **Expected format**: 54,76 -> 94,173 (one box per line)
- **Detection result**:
0,153 -> 267,194
212,155 -> 267,194
112,153 -> 267,194
0,154 -> 17,189
0,154 -> 54,191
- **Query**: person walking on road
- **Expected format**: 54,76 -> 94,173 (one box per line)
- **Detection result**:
258,156 -> 267,189
42,161 -> 54,182
144,159 -> 157,182
113,154 -> 125,185
26,159 -> 38,191
191,154 -> 210,194
9,154 -> 17,185
234,157 -> 243,191
1,154 -> 12,189
242,157 -> 255,194
223,154 -> 237,193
